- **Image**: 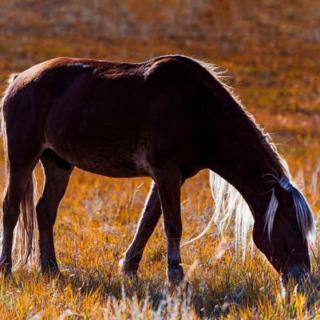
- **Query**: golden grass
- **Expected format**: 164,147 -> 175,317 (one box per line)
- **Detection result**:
0,1 -> 320,318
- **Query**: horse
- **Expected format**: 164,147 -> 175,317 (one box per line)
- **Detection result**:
0,54 -> 315,285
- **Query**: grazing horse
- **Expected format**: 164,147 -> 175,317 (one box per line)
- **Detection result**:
0,55 -> 315,284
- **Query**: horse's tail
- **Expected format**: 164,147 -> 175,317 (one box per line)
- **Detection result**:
1,73 -> 38,267
181,171 -> 254,259
13,174 -> 38,266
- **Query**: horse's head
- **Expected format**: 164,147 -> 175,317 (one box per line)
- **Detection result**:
253,176 -> 315,283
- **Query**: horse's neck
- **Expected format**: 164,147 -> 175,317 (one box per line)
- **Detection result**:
207,98 -> 285,217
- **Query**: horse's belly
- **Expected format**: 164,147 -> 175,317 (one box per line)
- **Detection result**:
74,151 -> 152,178
45,103 -> 153,177
46,135 -> 152,178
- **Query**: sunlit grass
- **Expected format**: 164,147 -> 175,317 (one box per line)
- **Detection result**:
0,166 -> 319,319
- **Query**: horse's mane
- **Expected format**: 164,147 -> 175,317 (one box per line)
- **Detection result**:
181,58 -> 315,256
195,59 -> 288,176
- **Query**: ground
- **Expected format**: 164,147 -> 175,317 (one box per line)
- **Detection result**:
0,1 -> 320,318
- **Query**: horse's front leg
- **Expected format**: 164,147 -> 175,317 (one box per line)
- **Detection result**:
120,182 -> 162,276
154,166 -> 183,285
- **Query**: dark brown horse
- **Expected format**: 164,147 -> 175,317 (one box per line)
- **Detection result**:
0,55 -> 315,284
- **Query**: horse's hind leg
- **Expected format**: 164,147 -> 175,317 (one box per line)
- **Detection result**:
120,182 -> 162,275
36,150 -> 73,274
0,166 -> 35,274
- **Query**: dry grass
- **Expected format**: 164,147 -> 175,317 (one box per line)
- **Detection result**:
0,1 -> 320,318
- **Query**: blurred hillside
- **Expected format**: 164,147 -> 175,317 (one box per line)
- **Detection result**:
1,0 -> 320,66
1,0 -> 319,170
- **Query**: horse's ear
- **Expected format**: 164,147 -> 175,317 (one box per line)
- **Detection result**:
274,181 -> 293,207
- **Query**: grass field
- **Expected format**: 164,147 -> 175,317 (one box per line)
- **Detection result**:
0,1 -> 320,318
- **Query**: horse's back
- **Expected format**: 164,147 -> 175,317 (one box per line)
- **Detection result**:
2,55 -> 210,177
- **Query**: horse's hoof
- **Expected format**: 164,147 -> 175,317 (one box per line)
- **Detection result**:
119,258 -> 138,278
41,260 -> 60,277
0,258 -> 12,277
168,265 -> 184,285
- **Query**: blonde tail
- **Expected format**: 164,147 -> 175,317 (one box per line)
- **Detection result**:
13,173 -> 38,267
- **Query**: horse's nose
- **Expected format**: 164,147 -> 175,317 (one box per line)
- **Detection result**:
282,266 -> 310,285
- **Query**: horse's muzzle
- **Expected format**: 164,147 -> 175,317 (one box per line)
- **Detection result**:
282,266 -> 310,285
